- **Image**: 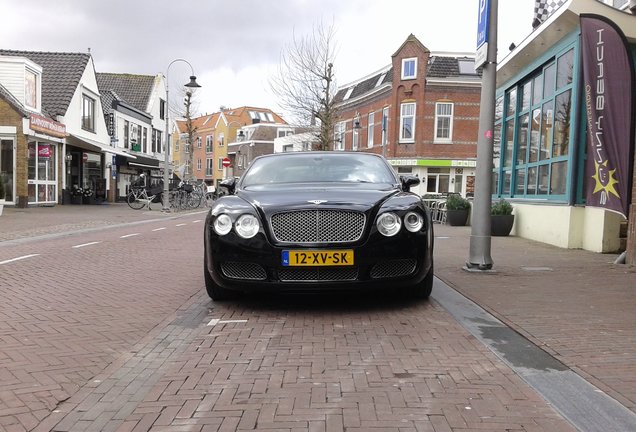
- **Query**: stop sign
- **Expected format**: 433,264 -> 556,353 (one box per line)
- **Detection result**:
222,157 -> 231,167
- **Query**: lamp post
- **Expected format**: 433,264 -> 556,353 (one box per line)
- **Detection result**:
163,59 -> 201,212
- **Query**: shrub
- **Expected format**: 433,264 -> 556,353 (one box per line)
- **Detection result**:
491,199 -> 513,215
445,194 -> 471,211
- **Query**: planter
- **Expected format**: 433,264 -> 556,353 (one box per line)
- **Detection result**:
491,214 -> 515,236
70,195 -> 83,205
446,209 -> 469,226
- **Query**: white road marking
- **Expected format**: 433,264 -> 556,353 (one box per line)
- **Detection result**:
72,241 -> 101,249
207,319 -> 248,326
192,220 -> 202,223
152,227 -> 167,231
0,254 -> 40,265
436,236 -> 450,239
176,223 -> 187,227
120,233 -> 140,238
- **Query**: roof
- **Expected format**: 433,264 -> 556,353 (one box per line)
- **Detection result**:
0,49 -> 90,118
96,73 -> 155,112
0,82 -> 31,117
334,55 -> 480,103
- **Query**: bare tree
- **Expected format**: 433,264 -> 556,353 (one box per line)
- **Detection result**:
172,87 -> 199,180
270,21 -> 339,151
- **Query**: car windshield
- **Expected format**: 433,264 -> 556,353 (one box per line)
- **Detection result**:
241,153 -> 397,187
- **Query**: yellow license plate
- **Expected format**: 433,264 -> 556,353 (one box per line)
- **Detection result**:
282,250 -> 354,266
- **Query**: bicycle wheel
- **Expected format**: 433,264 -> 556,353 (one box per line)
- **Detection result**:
189,192 -> 203,209
127,192 -> 144,210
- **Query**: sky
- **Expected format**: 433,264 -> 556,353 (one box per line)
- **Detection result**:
0,0 -> 537,120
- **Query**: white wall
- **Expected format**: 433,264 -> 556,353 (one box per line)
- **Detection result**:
0,56 -> 42,112
59,57 -> 109,145
511,203 -> 624,252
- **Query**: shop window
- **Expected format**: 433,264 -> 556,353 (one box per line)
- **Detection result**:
556,49 -> 574,89
493,44 -> 574,201
27,141 -> 57,204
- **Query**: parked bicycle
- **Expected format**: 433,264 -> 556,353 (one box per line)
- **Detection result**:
127,181 -> 163,210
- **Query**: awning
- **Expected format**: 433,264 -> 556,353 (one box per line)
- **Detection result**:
67,134 -> 136,159
127,154 -> 161,169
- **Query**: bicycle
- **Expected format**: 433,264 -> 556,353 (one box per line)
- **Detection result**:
127,184 -> 163,210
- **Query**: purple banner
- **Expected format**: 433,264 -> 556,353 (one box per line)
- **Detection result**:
581,15 -> 635,218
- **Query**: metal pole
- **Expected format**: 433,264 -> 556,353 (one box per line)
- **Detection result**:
162,75 -> 171,212
466,0 -> 497,270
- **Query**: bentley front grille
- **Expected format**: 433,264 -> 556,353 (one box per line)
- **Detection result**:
278,267 -> 359,282
271,210 -> 365,243
221,262 -> 267,280
370,259 -> 417,279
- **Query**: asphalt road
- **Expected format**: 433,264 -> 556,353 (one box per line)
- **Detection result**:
0,213 -> 598,431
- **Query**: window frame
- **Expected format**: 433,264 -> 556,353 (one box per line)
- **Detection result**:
81,94 -> 95,132
492,42 -> 578,202
367,112 -> 375,148
401,57 -> 417,80
334,122 -> 345,151
434,102 -> 454,143
399,102 -> 416,143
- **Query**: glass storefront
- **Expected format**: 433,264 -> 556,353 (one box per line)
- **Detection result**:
0,138 -> 14,202
27,141 -> 57,204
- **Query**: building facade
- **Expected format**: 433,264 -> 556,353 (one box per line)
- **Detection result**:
494,0 -> 636,254
334,34 -> 482,197
97,73 -> 167,200
0,50 -> 130,207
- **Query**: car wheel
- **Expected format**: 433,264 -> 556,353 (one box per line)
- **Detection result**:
408,264 -> 434,299
204,259 -> 236,301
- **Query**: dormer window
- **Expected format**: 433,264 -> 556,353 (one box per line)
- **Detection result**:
81,95 -> 95,132
25,68 -> 38,109
401,57 -> 417,80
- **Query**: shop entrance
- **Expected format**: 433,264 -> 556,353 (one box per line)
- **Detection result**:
0,138 -> 15,203
27,141 -> 57,204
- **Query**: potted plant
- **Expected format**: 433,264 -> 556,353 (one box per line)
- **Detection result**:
491,198 -> 514,236
445,193 -> 471,226
0,174 -> 5,216
70,185 -> 84,204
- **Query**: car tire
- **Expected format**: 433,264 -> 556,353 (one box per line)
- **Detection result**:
204,259 -> 236,301
409,264 -> 434,299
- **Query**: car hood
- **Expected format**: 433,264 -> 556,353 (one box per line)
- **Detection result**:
238,185 -> 399,215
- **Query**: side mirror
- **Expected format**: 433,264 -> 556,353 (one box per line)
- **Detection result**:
400,175 -> 420,191
219,177 -> 237,195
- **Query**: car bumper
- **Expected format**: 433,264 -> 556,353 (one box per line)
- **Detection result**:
204,224 -> 433,293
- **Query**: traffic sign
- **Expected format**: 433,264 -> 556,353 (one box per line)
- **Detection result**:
475,0 -> 490,69
222,157 -> 231,167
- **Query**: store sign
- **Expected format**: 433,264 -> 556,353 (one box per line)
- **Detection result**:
581,14 -> 635,218
38,144 -> 51,158
29,114 -> 66,138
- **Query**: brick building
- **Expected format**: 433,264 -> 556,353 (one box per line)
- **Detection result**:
334,34 -> 481,197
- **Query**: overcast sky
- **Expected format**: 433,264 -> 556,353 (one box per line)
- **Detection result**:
1,0 -> 536,119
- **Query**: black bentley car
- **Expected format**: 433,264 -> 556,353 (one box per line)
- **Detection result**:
203,152 -> 434,300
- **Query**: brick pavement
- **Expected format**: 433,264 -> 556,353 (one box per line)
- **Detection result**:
433,224 -> 636,416
1,204 -> 635,430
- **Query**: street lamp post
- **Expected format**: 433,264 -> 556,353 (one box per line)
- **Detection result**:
163,59 -> 201,212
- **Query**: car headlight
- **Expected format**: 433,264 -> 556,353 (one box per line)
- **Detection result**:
376,212 -> 401,237
235,214 -> 260,238
213,214 -> 232,236
404,211 -> 424,232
